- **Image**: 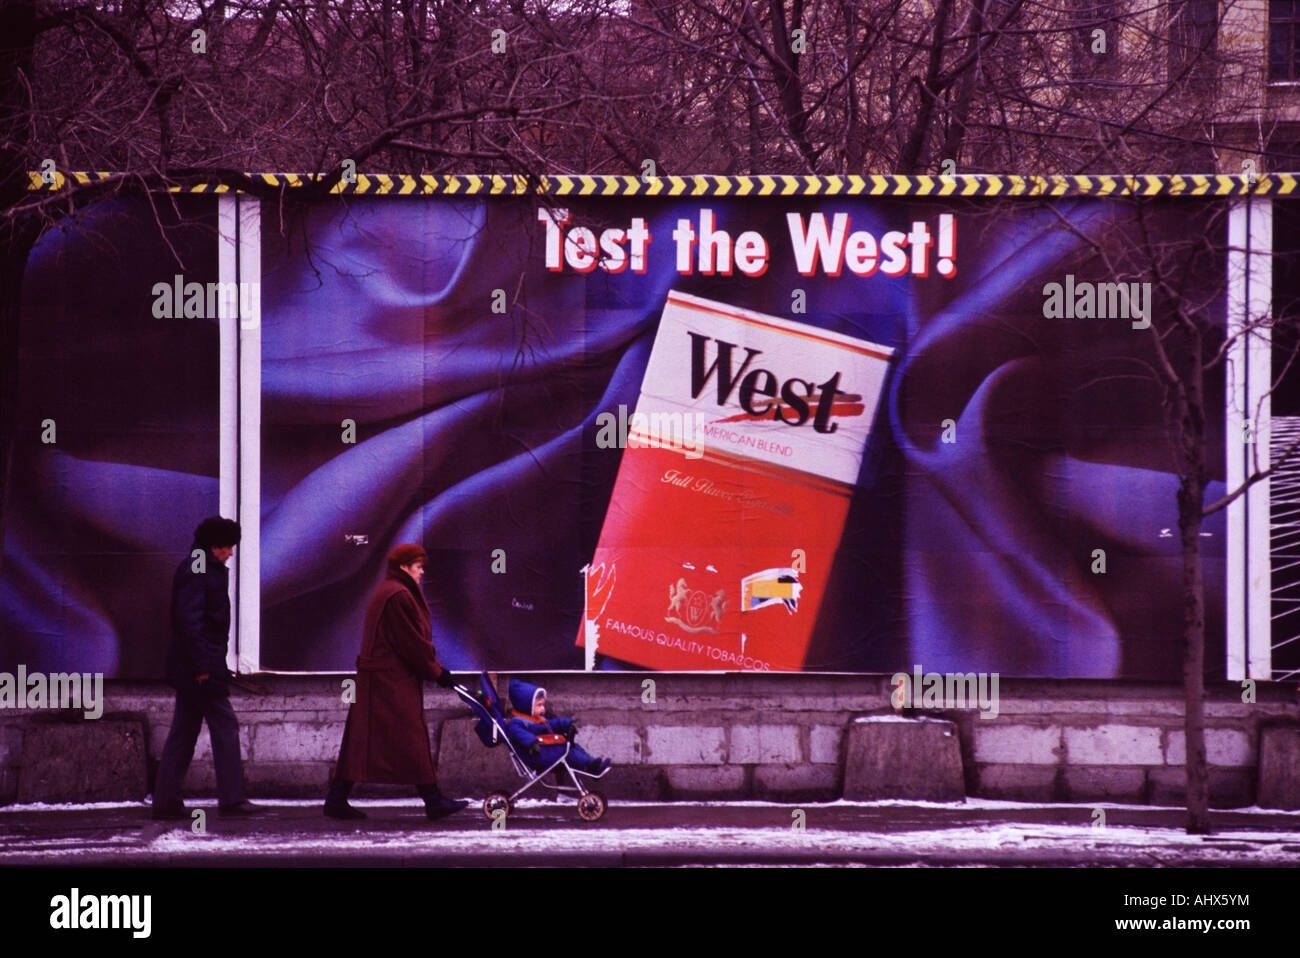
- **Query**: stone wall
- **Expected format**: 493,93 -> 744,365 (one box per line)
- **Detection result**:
1,674 -> 1297,807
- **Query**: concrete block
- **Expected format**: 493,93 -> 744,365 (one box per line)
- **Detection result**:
0,767 -> 16,804
664,765 -> 746,798
1164,728 -> 1253,767
809,725 -> 843,765
645,726 -> 726,765
843,716 -> 964,802
1258,726 -> 1300,809
0,725 -> 22,766
990,698 -> 1096,716
972,764 -> 1058,802
1150,767 -> 1256,809
598,766 -> 665,801
5,676 -> 1286,807
251,721 -> 341,763
1063,724 -> 1162,765
729,724 -> 801,764
238,692 -> 325,714
1106,700 -> 1187,718
18,720 -> 148,803
436,719 -> 524,794
262,710 -> 340,723
1061,766 -> 1146,802
574,725 -> 642,765
972,725 -> 1060,765
245,761 -> 333,797
1205,701 -> 1270,718
753,763 -> 839,801
99,694 -> 166,716
1147,767 -> 1185,806
1211,769 -> 1254,808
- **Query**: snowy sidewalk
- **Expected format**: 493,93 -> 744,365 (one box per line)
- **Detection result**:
2,798 -> 1300,866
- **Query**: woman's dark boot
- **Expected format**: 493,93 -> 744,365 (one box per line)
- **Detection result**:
416,783 -> 469,820
323,777 -> 366,820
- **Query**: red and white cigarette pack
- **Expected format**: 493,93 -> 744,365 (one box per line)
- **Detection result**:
579,291 -> 893,670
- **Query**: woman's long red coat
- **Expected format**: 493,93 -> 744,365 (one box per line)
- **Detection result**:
334,571 -> 448,784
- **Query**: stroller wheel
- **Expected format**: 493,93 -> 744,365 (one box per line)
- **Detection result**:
483,792 -> 511,822
576,791 -> 606,822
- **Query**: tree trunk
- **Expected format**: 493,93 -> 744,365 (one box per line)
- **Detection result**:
937,0 -> 989,170
767,0 -> 816,168
899,0 -> 953,173
1177,472 -> 1211,833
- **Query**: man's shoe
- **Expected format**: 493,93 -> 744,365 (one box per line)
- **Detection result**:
324,800 -> 367,820
151,801 -> 189,821
217,800 -> 268,817
595,757 -> 613,774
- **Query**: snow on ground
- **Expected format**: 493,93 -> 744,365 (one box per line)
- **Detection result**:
2,797 -> 1299,865
140,823 -> 1297,856
3,796 -> 1299,815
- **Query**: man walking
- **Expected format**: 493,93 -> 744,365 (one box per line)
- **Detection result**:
324,543 -> 469,821
152,516 -> 262,820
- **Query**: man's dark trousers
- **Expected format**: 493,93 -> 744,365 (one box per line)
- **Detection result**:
154,680 -> 246,808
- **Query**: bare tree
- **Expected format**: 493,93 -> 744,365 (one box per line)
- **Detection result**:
611,0 -> 1270,177
1041,194 -> 1300,833
0,0 -> 673,577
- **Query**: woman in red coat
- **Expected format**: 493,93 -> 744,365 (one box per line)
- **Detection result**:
324,544 -> 469,820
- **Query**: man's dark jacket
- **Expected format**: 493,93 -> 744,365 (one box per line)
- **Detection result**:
167,547 -> 232,689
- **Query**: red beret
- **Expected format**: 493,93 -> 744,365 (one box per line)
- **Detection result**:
387,543 -> 427,572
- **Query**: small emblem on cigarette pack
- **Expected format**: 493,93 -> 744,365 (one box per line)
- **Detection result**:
665,578 -> 727,633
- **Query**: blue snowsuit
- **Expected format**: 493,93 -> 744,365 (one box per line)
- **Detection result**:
505,680 -> 603,774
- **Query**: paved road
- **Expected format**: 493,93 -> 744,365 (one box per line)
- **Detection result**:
3,798 -> 1299,866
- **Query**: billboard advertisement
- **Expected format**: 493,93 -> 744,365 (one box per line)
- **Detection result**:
1,191 -> 1230,678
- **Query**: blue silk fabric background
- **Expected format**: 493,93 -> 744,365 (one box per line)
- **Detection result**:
1,196 -> 220,677
0,195 -> 1227,677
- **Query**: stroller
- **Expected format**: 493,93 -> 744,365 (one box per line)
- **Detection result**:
452,672 -> 611,822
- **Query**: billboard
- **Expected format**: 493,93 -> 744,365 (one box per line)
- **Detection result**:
1,189 -> 1231,678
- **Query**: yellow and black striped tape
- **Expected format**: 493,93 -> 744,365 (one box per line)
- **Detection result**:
25,171 -> 1300,197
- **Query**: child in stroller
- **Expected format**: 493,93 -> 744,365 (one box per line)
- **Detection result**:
453,672 -> 612,822
504,679 -> 612,776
